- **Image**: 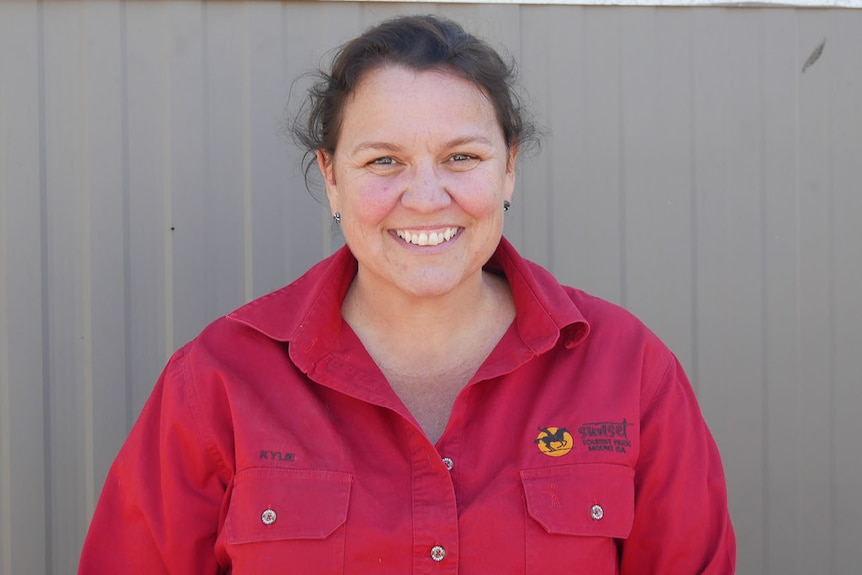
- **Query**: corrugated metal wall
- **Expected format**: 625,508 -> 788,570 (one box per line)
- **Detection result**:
1,1 -> 861,573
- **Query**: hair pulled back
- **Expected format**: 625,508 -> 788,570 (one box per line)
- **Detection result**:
293,14 -> 536,173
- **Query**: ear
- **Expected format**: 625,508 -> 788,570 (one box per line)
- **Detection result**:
504,143 -> 518,201
317,150 -> 339,212
506,142 -> 519,175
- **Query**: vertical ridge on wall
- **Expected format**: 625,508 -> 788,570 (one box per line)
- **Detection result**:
757,11 -> 774,575
37,1 -> 53,573
830,17 -> 862,575
120,0 -> 135,431
42,0 -> 83,567
169,0 -> 207,350
0,5 -> 11,575
79,4 -> 96,516
241,2 -> 254,302
794,9 -> 834,573
761,11 -> 789,575
0,3 -> 12,565
162,2 -> 177,361
686,7 -> 700,391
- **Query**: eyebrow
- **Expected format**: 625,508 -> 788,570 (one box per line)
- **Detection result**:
350,141 -> 404,155
446,135 -> 495,149
349,134 -> 495,156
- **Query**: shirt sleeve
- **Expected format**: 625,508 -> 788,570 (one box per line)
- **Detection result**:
78,346 -> 230,575
620,352 -> 736,574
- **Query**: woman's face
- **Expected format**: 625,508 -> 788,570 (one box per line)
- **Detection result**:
319,65 -> 517,301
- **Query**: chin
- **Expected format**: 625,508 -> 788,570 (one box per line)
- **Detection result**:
393,269 -> 472,299
398,282 -> 455,299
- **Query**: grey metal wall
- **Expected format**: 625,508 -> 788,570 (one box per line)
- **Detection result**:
1,1 -> 861,574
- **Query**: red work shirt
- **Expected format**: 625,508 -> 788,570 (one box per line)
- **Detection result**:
79,237 -> 735,574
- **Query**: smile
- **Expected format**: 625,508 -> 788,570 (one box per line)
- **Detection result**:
394,227 -> 461,247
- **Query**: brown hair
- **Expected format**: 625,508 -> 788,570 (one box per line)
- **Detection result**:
292,14 -> 537,180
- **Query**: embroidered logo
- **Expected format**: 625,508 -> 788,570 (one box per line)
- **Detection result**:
542,483 -> 562,507
578,419 -> 631,453
535,427 -> 573,457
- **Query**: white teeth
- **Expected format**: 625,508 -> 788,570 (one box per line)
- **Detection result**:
396,227 -> 460,247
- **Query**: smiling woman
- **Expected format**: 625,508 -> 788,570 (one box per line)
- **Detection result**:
78,14 -> 735,575
320,65 -> 516,304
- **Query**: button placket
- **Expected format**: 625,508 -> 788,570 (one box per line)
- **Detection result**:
407,428 -> 458,572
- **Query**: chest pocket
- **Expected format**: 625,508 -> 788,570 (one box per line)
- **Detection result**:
223,467 -> 352,573
520,463 -> 634,575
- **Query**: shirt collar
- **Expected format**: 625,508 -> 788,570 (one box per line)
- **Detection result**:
227,236 -> 589,365
490,236 -> 589,352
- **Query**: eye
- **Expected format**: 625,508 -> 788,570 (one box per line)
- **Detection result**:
450,153 -> 476,162
365,156 -> 401,174
447,153 -> 480,171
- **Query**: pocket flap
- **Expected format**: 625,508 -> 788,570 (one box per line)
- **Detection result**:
520,463 -> 634,538
225,468 -> 352,544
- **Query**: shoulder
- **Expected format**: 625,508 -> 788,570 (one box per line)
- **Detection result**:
566,287 -> 664,349
560,286 -> 676,389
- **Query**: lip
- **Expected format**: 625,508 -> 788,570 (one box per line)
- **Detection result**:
392,227 -> 462,247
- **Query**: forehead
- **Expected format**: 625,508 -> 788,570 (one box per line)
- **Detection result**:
353,63 -> 477,92
337,65 -> 503,146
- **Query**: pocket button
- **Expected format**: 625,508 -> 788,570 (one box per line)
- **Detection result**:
590,504 -> 604,521
261,509 -> 277,525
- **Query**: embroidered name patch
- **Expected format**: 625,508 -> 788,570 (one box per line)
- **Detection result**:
259,450 -> 296,462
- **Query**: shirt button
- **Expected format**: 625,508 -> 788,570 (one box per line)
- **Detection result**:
261,509 -> 277,525
442,457 -> 454,471
591,504 -> 604,521
430,545 -> 447,562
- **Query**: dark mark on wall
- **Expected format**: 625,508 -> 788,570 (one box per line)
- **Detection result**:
802,39 -> 826,74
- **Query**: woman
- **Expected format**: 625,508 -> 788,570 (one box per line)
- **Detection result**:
79,15 -> 735,574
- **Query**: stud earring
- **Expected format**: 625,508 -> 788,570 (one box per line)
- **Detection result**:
333,212 -> 341,224
503,200 -> 511,212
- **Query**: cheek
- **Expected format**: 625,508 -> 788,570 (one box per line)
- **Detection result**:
347,181 -> 401,222
451,172 -> 506,216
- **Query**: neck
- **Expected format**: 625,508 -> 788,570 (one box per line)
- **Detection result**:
342,268 -> 514,356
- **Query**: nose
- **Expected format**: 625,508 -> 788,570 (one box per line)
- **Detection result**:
400,162 -> 452,212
